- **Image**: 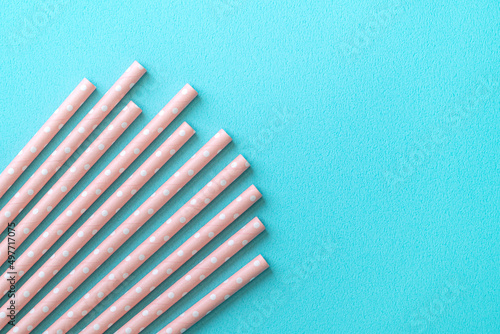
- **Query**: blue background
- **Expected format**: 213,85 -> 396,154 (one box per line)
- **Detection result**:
0,0 -> 499,333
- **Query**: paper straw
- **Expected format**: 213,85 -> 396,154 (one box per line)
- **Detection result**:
0,78 -> 95,199
0,102 -> 141,264
0,85 -> 198,295
84,185 -> 261,334
11,130 -> 231,333
113,218 -> 265,334
159,255 -> 269,334
0,124 -> 194,329
0,61 -> 146,232
52,156 -> 250,333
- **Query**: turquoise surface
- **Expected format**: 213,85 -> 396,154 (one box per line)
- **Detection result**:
0,0 -> 499,333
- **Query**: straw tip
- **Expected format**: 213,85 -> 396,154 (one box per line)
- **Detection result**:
216,129 -> 231,141
131,61 -> 147,73
250,217 -> 264,230
181,122 -> 195,133
126,100 -> 141,110
248,184 -> 262,198
236,154 -> 250,168
183,83 -> 198,97
254,255 -> 270,269
81,78 -> 96,90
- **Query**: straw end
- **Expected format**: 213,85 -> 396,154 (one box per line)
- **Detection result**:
253,255 -> 269,270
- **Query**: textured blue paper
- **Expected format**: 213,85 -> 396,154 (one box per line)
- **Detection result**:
0,0 -> 499,333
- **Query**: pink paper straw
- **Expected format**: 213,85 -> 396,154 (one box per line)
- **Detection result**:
52,155 -> 250,333
114,218 -> 265,334
0,61 -> 146,233
0,124 -> 194,329
0,85 -> 198,295
83,185 -> 261,334
0,78 -> 95,199
0,102 -> 141,264
159,255 -> 269,334
11,130 -> 231,333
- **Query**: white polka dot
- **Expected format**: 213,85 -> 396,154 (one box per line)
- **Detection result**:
220,179 -> 227,186
43,231 -> 49,238
211,257 -> 217,264
115,85 -> 122,91
66,105 -> 74,111
182,88 -> 188,95
7,168 -> 14,175
77,231 -> 84,237
98,144 -> 105,150
42,306 -> 49,312
163,189 -> 170,196
98,292 -> 104,298
168,292 -> 174,299
78,127 -> 85,133
208,232 -> 214,238
117,191 -> 123,197
199,275 -> 205,280
66,210 -> 73,217
123,228 -> 129,234
84,164 -> 90,170
63,250 -> 69,257
177,250 -> 184,256
23,291 -> 30,297
28,189 -> 34,195
27,251 -> 34,257
64,147 -> 71,154
82,191 -> 88,197
194,233 -> 200,238
157,127 -> 163,133
242,240 -> 248,245
179,130 -> 186,136
82,310 -> 87,316
107,247 -> 113,253
101,105 -> 108,112
219,214 -> 226,220
188,169 -> 194,176
155,151 -> 162,157
139,254 -> 145,260
110,306 -> 116,312
119,168 -> 125,173
134,148 -> 140,154
136,287 -> 142,293
80,84 -> 87,91
57,230 -> 63,235
250,195 -> 257,201
185,275 -> 191,281
170,149 -> 176,155
164,235 -> 170,241
225,295 -> 230,300
123,273 -> 129,279
95,189 -> 101,195
23,227 -> 29,234
93,324 -> 100,330
67,311 -> 73,317
167,269 -> 173,274
94,249 -> 99,255
102,210 -> 108,217
140,170 -> 147,176
204,198 -> 210,204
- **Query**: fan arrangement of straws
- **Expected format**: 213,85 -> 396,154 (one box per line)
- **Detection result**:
0,61 -> 268,334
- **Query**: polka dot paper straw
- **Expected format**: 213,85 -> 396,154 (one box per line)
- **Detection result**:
51,155 -> 250,333
11,130 -> 231,333
115,218 -> 265,334
0,61 -> 146,232
0,123 -> 194,330
159,255 -> 269,334
0,102 -> 142,264
0,85 -> 197,295
0,78 -> 95,199
84,185 -> 261,334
